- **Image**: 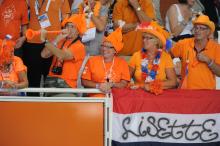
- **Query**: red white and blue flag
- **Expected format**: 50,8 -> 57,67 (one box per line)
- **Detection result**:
112,89 -> 220,146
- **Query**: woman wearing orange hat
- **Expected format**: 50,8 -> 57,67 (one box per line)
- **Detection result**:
40,14 -> 86,96
81,28 -> 130,97
129,22 -> 177,95
0,39 -> 28,92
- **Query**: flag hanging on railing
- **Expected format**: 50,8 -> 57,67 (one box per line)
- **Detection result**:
112,88 -> 220,146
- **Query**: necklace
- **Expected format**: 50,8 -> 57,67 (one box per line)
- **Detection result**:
102,56 -> 115,82
141,48 -> 162,83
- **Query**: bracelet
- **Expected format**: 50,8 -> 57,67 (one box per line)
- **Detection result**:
208,60 -> 214,67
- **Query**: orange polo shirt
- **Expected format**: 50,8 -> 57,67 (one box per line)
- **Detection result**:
0,0 -> 28,40
49,39 -> 86,88
28,0 -> 70,43
82,56 -> 131,97
0,56 -> 27,83
113,0 -> 155,55
129,51 -> 174,85
171,38 -> 220,89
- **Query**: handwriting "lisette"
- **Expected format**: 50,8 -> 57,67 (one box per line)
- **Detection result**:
122,116 -> 219,142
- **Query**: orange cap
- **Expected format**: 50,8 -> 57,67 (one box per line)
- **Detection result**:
193,15 -> 215,33
0,39 -> 15,66
103,28 -> 124,53
137,21 -> 170,47
61,14 -> 87,35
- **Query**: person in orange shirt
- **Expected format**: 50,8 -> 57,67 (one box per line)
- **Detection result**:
171,15 -> 220,89
40,14 -> 86,96
113,0 -> 156,55
0,39 -> 28,92
0,0 -> 28,57
81,28 -> 131,97
22,0 -> 70,96
129,22 -> 177,94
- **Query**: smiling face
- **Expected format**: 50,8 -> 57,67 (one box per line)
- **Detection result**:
193,24 -> 210,41
142,32 -> 161,51
101,41 -> 116,60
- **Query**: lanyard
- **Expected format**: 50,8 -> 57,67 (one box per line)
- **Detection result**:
35,0 -> 51,15
102,57 -> 115,82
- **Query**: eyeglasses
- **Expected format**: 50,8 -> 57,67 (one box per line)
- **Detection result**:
193,26 -> 208,31
101,45 -> 114,49
142,36 -> 155,40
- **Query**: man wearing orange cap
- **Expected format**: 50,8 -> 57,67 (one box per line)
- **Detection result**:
40,14 -> 86,96
113,0 -> 155,55
0,39 -> 28,91
81,28 -> 131,97
171,15 -> 220,89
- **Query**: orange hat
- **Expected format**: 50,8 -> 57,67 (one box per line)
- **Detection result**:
0,39 -> 15,66
61,14 -> 87,35
137,21 -> 170,47
103,28 -> 124,53
193,15 -> 215,33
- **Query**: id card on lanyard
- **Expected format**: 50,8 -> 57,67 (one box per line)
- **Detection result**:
35,0 -> 52,28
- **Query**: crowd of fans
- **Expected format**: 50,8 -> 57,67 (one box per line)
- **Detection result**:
0,0 -> 220,97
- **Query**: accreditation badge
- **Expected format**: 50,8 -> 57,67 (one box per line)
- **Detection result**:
38,13 -> 51,29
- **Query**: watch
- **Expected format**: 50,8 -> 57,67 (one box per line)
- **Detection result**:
136,7 -> 141,11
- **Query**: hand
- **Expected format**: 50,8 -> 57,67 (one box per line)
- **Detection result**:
143,83 -> 150,91
99,82 -> 112,93
3,80 -> 17,89
54,29 -> 69,42
40,28 -> 47,42
197,52 -> 211,64
15,36 -> 26,49
128,0 -> 140,9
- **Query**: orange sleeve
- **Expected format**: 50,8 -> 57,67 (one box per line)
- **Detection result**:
70,41 -> 86,61
129,52 -> 139,69
215,46 -> 220,64
142,0 -> 156,19
112,2 -> 123,21
82,59 -> 92,80
14,57 -> 27,73
120,59 -> 131,81
171,40 -> 184,58
21,0 -> 29,25
164,53 -> 174,68
61,0 -> 71,16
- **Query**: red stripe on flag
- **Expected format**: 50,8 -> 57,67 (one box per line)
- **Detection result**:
112,89 -> 220,114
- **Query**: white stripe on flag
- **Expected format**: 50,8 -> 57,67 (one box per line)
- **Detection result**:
113,112 -> 220,143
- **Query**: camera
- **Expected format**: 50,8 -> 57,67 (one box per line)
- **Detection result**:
51,66 -> 63,75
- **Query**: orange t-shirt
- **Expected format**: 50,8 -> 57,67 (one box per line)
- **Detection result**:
82,56 -> 131,97
49,39 -> 86,88
171,38 -> 220,89
129,50 -> 174,85
28,0 -> 70,43
0,0 -> 28,40
113,0 -> 155,55
0,56 -> 27,83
